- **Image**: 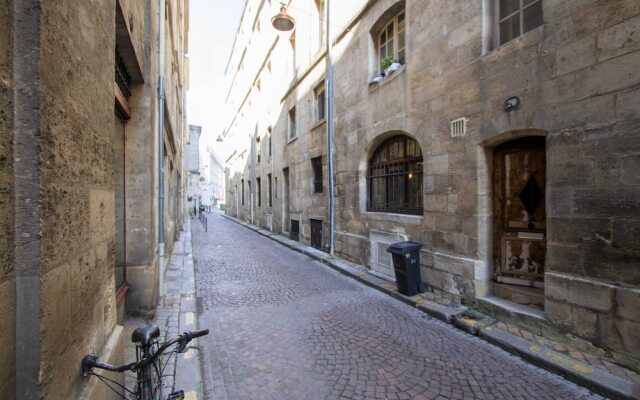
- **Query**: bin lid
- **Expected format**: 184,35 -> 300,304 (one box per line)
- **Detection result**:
386,241 -> 423,254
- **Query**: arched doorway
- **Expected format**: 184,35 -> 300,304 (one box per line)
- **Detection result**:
492,136 -> 546,309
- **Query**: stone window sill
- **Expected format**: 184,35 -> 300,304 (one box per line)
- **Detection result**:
368,64 -> 406,91
311,119 -> 326,130
287,136 -> 298,145
482,25 -> 544,61
361,211 -> 423,225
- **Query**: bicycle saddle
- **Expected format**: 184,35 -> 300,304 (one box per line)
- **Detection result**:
131,324 -> 160,346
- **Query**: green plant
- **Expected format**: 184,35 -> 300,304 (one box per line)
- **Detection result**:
380,55 -> 394,71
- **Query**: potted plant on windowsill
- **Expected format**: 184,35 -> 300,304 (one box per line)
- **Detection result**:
380,55 -> 401,77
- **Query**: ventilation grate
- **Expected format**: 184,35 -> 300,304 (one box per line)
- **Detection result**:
377,242 -> 392,270
450,117 -> 468,138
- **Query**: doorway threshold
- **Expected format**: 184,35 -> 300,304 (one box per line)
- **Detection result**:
477,296 -> 546,333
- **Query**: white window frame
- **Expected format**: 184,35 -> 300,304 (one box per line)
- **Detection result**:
377,10 -> 405,74
314,82 -> 326,123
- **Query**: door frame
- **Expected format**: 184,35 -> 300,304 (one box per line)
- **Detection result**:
476,130 -> 548,299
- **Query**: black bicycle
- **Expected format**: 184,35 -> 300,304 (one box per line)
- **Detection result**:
82,324 -> 209,400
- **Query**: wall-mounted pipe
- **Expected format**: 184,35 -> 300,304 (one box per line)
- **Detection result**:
326,0 -> 335,255
157,0 -> 166,297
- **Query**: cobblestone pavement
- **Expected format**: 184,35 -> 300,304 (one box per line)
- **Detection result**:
193,212 -> 602,400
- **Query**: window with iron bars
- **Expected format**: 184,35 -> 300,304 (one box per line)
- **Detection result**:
311,156 -> 323,193
115,46 -> 132,99
367,136 -> 423,215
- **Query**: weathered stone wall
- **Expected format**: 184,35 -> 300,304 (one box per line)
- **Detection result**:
0,0 -> 14,395
120,0 -> 160,315
38,0 -> 118,397
225,0 -> 640,365
532,2 -> 640,368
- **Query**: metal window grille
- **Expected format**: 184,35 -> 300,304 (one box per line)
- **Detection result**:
450,117 -> 468,137
115,46 -> 132,99
290,219 -> 300,241
367,136 -> 423,215
268,174 -> 272,207
257,177 -> 261,207
312,156 -> 323,193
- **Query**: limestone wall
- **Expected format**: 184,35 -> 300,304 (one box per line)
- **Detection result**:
224,0 -> 640,365
38,1 -> 118,397
0,0 -> 14,395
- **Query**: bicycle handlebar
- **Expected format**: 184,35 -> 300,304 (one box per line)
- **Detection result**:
192,329 -> 209,338
82,329 -> 210,376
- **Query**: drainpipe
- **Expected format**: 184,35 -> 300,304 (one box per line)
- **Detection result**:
157,0 -> 166,298
326,0 -> 335,255
481,0 -> 491,55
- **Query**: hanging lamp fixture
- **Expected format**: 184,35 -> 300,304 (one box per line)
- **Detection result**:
271,2 -> 295,32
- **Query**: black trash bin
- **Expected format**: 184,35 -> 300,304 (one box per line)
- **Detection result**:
387,241 -> 423,296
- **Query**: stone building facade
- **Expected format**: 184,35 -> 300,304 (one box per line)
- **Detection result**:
186,124 -> 201,213
1,0 -> 189,398
200,146 -> 226,209
224,0 -> 640,369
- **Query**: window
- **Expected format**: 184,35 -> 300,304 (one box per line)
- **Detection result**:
288,106 -> 297,140
268,173 -> 273,207
314,83 -> 326,123
257,177 -> 262,207
313,0 -> 325,54
377,10 -> 405,73
275,176 -> 278,198
311,156 -> 323,193
367,135 -> 423,215
496,0 -> 543,46
241,179 -> 245,205
256,136 -> 261,163
289,31 -> 296,78
268,128 -> 272,157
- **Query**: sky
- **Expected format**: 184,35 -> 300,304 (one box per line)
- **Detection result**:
186,0 -> 245,160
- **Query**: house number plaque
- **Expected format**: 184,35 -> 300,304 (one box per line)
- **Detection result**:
504,96 -> 521,111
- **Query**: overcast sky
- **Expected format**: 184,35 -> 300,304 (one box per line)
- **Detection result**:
187,0 -> 245,159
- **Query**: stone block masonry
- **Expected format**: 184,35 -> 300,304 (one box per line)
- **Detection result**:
0,0 -> 189,397
223,0 -> 640,369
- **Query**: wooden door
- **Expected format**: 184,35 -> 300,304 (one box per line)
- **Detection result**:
493,137 -> 546,285
310,219 -> 323,250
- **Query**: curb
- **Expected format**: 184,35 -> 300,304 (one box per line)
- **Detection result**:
222,213 -> 640,400
174,220 -> 206,400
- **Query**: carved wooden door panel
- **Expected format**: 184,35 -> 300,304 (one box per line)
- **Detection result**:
493,137 -> 546,284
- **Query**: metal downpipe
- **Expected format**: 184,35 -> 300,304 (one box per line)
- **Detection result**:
157,0 -> 166,298
326,0 -> 336,255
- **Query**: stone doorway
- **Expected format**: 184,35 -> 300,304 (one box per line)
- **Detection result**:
492,136 -> 546,310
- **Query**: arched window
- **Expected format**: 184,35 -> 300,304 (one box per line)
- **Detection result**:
367,135 -> 423,215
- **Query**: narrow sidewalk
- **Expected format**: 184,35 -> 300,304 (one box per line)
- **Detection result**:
154,217 -> 205,399
223,213 -> 640,400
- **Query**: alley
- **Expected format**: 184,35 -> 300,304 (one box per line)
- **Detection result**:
191,212 -> 601,400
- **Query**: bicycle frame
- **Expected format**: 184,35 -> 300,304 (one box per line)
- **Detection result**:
81,327 -> 208,400
136,340 -> 161,400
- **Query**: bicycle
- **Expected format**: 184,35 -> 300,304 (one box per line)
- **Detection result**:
81,324 -> 209,400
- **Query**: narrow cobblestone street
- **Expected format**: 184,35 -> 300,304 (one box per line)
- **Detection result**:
192,212 -> 602,400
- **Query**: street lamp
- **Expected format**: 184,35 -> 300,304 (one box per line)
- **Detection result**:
271,3 -> 295,32
271,1 -> 335,255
